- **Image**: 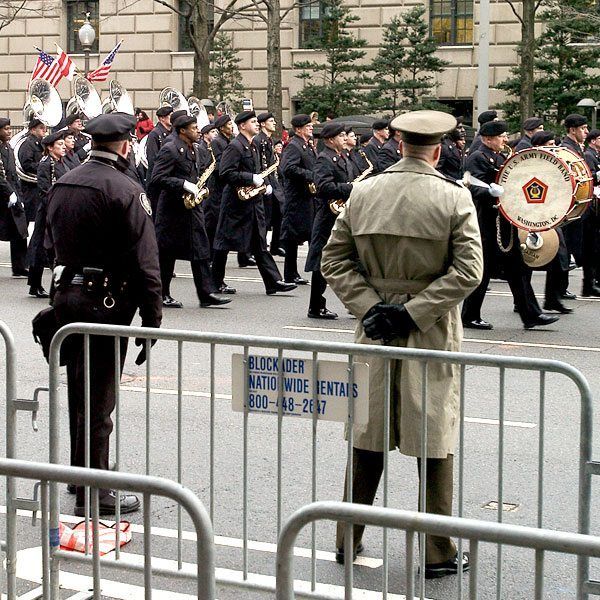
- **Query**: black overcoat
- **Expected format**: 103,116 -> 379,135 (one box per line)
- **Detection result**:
255,131 -> 284,228
150,136 -> 211,261
560,136 -> 585,262
203,132 -> 230,232
363,137 -> 383,174
437,139 -> 463,181
378,137 -> 402,171
17,134 -> 43,222
0,141 -> 27,242
305,147 -> 353,272
280,136 -> 316,243
214,133 -> 267,252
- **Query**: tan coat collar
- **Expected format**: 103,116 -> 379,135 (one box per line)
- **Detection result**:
387,157 -> 447,181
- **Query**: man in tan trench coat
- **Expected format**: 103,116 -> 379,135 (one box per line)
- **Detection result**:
321,110 -> 483,578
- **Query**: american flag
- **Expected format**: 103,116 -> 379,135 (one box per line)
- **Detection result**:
86,41 -> 122,83
29,49 -> 65,88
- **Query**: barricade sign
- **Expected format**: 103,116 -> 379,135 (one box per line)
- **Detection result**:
231,353 -> 369,423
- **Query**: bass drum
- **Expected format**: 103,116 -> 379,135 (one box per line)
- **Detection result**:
496,146 -> 592,231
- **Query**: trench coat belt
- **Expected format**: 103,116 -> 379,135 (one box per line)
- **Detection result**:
367,277 -> 433,295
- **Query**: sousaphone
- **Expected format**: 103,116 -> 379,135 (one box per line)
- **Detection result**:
159,87 -> 189,114
102,80 -> 134,115
66,76 -> 102,120
216,101 -> 238,135
188,96 -> 210,129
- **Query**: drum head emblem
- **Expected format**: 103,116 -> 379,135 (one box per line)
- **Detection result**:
522,177 -> 549,204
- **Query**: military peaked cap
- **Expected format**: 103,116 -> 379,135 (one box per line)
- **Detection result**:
390,110 -> 456,145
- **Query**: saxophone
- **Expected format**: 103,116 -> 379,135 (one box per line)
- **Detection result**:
237,155 -> 279,201
329,150 -> 373,215
183,145 -> 216,209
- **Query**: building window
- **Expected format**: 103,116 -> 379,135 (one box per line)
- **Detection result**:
430,0 -> 473,45
178,4 -> 215,51
299,0 -> 326,48
66,1 -> 99,53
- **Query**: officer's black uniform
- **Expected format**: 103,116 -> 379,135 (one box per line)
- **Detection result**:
437,137 -> 464,181
378,137 -> 402,171
213,131 -> 285,293
0,127 -> 27,274
17,133 -> 44,222
150,126 -> 221,306
305,143 -> 352,317
363,136 -> 384,174
280,135 -> 317,282
28,151 -> 70,295
45,113 -> 162,514
583,145 -> 600,295
347,147 -> 369,179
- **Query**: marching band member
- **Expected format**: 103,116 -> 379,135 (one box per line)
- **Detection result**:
437,128 -> 465,181
144,105 -> 173,214
65,114 -> 91,161
582,129 -> 600,297
17,118 -> 46,222
378,122 -> 403,171
467,110 -> 497,155
362,119 -> 389,173
514,117 -> 544,152
63,130 -> 82,170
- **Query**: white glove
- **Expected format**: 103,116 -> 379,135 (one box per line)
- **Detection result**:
83,140 -> 92,153
594,186 -> 600,198
489,183 -> 504,198
252,174 -> 264,187
8,193 -> 18,208
183,180 -> 200,196
264,184 -> 273,196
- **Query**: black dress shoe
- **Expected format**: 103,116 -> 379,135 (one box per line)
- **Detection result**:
582,285 -> 600,298
335,542 -> 364,565
29,286 -> 50,298
463,318 -> 493,330
270,247 -> 286,257
12,269 -> 29,278
543,301 -> 573,314
523,314 -> 559,329
163,295 -> 183,308
287,276 -> 309,285
424,552 -> 470,579
561,290 -> 577,300
200,294 -> 232,307
238,256 -> 257,267
308,308 -> 338,319
266,281 -> 297,295
74,490 -> 140,517
218,284 -> 237,294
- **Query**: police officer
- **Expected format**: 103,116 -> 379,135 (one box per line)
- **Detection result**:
378,122 -> 402,171
362,119 -> 389,173
212,110 -> 295,296
27,130 -> 70,298
17,118 -> 46,222
150,114 -> 231,309
280,114 -> 317,285
0,117 -> 28,277
45,113 -> 162,516
305,122 -> 352,319
321,110 -> 482,576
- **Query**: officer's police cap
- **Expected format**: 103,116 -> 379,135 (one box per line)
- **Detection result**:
586,129 -> 600,143
257,112 -> 274,123
41,129 -> 68,147
28,118 -> 43,129
156,106 -> 173,117
213,114 -> 231,129
291,114 -> 311,128
173,115 -> 197,130
372,119 -> 389,131
0,117 -> 10,128
65,114 -> 83,126
321,122 -> 345,139
83,113 -> 136,143
523,117 -> 543,131
234,110 -> 256,125
531,131 -> 554,146
564,113 -> 587,129
479,120 -> 508,137
200,122 -> 217,135
390,110 -> 457,145
478,110 -> 497,125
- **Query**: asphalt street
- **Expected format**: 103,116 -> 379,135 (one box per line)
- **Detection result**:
0,240 -> 599,599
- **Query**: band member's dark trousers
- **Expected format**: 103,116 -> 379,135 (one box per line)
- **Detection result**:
10,239 -> 27,273
27,265 -> 44,289
309,270 -> 327,312
582,213 -> 600,291
160,251 -> 215,300
283,240 -> 300,282
505,254 -> 541,323
462,235 -> 493,322
336,448 -> 456,564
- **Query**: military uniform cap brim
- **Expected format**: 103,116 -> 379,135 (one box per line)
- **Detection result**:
213,114 -> 231,129
84,112 -> 136,142
391,110 -> 457,145
234,110 -> 256,125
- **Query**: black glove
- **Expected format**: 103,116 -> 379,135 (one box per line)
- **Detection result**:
362,303 -> 417,343
134,337 -> 157,366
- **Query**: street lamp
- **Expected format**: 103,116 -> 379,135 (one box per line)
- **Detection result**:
576,97 -> 599,129
78,12 -> 96,76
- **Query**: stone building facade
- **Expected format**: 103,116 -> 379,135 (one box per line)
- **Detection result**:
0,0 -> 525,125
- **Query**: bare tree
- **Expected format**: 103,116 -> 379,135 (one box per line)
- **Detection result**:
0,0 -> 47,32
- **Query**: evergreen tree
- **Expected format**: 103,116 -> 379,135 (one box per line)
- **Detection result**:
293,0 -> 369,116
498,0 -> 600,130
371,6 -> 448,114
209,32 -> 244,108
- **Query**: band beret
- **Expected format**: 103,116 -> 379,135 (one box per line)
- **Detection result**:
321,121 -> 345,139
173,115 -> 196,130
390,110 -> 456,145
479,120 -> 508,137
531,131 -> 555,146
586,129 -> 600,143
523,117 -> 543,131
213,114 -> 231,129
257,112 -> 274,123
156,106 -> 174,117
564,114 -> 587,129
28,118 -> 43,129
65,114 -> 83,126
372,119 -> 389,131
170,110 -> 188,124
84,113 -> 136,142
291,114 -> 311,128
344,125 -> 354,134
41,129 -> 68,147
359,133 -> 371,144
0,117 -> 10,128
478,110 -> 498,125
234,110 -> 256,125
200,122 -> 217,135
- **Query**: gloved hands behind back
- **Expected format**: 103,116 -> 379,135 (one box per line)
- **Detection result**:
362,303 -> 417,344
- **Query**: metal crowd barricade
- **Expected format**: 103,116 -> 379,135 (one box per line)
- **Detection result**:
276,501 -> 600,600
45,323 -> 596,599
0,457 -> 215,600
